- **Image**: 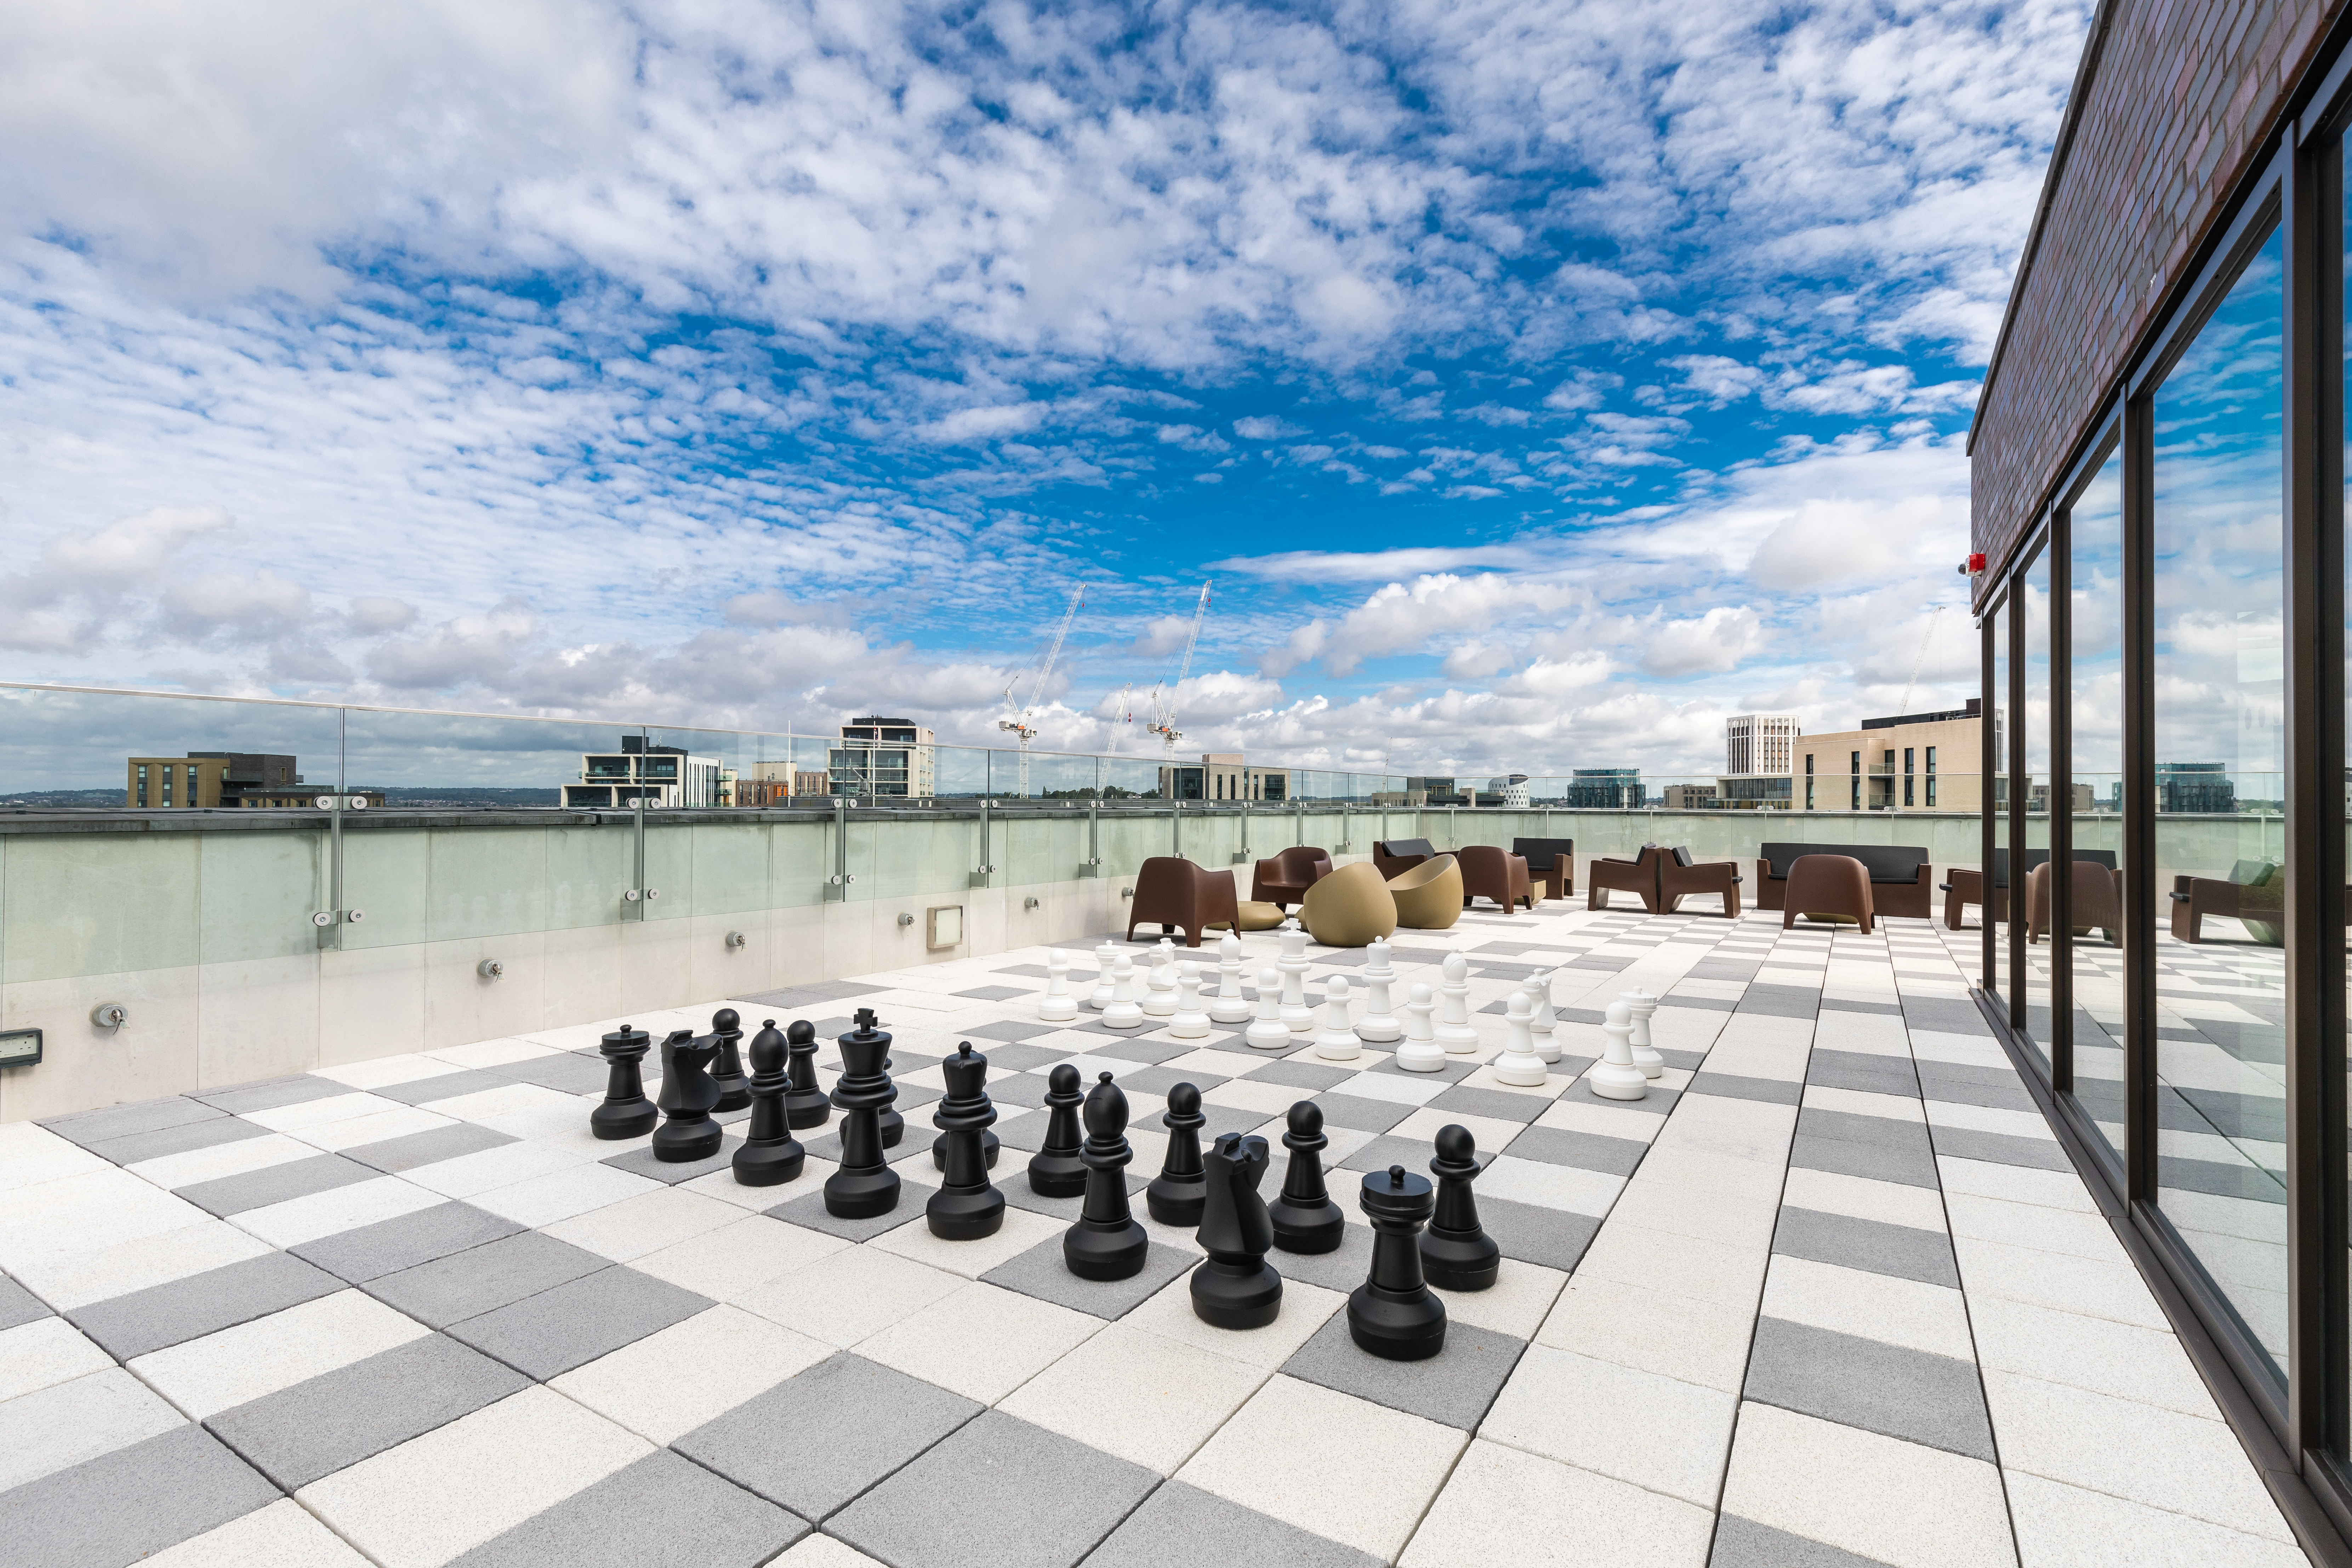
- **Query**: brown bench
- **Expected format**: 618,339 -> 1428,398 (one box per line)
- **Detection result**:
1659,846 -> 1741,917
1587,845 -> 1664,913
2171,859 -> 2282,946
1512,837 -> 1576,901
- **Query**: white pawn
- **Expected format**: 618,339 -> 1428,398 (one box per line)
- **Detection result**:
1103,955 -> 1144,1030
1246,965 -> 1291,1050
1623,988 -> 1664,1078
1394,983 -> 1444,1072
1356,937 -> 1402,1043
1491,991 -> 1549,1087
1170,962 -> 1210,1039
1208,931 -> 1251,1025
1314,976 -> 1361,1061
1143,945 -> 1178,1017
1435,952 -> 1480,1054
1277,928 -> 1314,1033
1527,967 -> 1560,1064
1038,950 -> 1077,1023
1589,998 -> 1648,1099
1087,940 -> 1118,1011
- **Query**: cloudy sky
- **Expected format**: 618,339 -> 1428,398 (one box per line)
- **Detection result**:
0,0 -> 2082,779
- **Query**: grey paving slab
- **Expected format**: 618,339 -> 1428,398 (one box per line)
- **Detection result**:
1500,1124 -> 1649,1176
1913,1065 -> 2037,1113
1789,1111 -> 1940,1189
1249,1059 -> 1356,1092
829,1409 -> 1158,1568
1817,997 -> 1906,1017
1083,1036 -> 1198,1065
0,1422 -> 278,1568
601,1137 -> 744,1184
1479,1195 -> 1602,1271
1733,985 -> 1820,1019
1116,1064 -> 1232,1099
1805,1049 -> 1921,1097
1929,1124 -> 2073,1172
485,1052 -> 611,1095
1265,1220 -> 1377,1295
174,1151 -> 380,1216
0,1274 -> 49,1332
364,1230 -> 609,1328
739,979 -> 875,1009
1280,1312 -> 1525,1430
1429,1084 -> 1550,1124
373,1068 -> 514,1106
68,1249 -> 340,1360
675,1352 -> 982,1522
291,1201 -> 524,1283
1083,1480 -> 1381,1568
1901,998 -> 1992,1035
955,984 -> 1033,1001
84,1114 -> 269,1167
445,1265 -> 711,1380
450,1448 -> 804,1568
208,1331 -> 527,1490
191,1075 -> 351,1116
343,1121 -> 519,1173
1688,1073 -> 1805,1106
1742,1316 -> 1995,1461
1310,1094 -> 1414,1135
765,1187 -> 929,1242
991,1072 -> 1053,1111
1554,1078 -> 1681,1114
982,1238 -> 1197,1320
1360,1054 -> 1481,1082
39,1096 -> 224,1149
1709,1515 -> 1897,1567
1772,1208 -> 1960,1289
962,1021 -> 1066,1049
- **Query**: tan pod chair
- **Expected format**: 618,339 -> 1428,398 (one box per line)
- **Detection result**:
1388,854 -> 1464,931
1299,861 -> 1399,947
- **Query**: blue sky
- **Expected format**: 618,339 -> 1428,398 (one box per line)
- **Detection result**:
0,0 -> 2085,775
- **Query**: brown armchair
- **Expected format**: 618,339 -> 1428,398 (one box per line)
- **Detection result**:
1512,837 -> 1575,901
1658,846 -> 1741,917
1251,846 -> 1332,911
1586,845 -> 1663,913
1756,842 -> 1930,918
1373,838 -> 1437,880
2027,856 -> 2123,946
1127,857 -> 1241,947
2170,860 -> 2283,945
1783,854 -> 1874,933
1457,845 -> 1533,913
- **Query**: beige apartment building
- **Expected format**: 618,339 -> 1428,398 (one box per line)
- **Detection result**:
1795,701 -> 1986,813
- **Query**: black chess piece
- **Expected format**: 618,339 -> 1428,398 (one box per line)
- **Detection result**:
1027,1063 -> 1087,1197
1190,1132 -> 1281,1329
1348,1163 -> 1447,1361
1063,1071 -> 1149,1280
1268,1101 -> 1345,1254
709,1007 -> 751,1114
1420,1124 -> 1499,1291
733,1017 -> 805,1186
835,1037 -> 904,1147
590,1025 -> 658,1140
652,1027 -> 724,1163
1145,1082 -> 1207,1227
927,1043 -> 1005,1239
822,1009 -> 901,1218
780,1021 -> 831,1129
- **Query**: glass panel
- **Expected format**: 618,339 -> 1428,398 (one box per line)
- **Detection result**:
2021,544 -> 2054,1070
2150,226 -> 2286,1382
2068,449 -> 2127,1170
1988,598 -> 2010,997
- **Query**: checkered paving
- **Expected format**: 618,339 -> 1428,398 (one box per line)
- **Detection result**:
0,895 -> 2302,1567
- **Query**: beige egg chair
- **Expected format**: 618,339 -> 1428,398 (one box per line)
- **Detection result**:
1299,860 -> 1399,947
1388,853 -> 1464,932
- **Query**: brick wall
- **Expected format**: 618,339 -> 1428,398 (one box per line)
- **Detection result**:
1970,0 -> 2342,594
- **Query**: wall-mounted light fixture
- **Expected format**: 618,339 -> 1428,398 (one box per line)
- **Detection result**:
725,930 -> 747,948
476,959 -> 505,980
90,1002 -> 128,1028
898,912 -> 915,927
1023,896 -> 1040,910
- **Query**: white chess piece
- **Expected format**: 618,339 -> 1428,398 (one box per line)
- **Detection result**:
1314,975 -> 1361,1060
1246,965 -> 1291,1050
1277,928 -> 1314,1033
1170,962 -> 1210,1039
1435,952 -> 1480,1054
1491,990 -> 1549,1086
1143,945 -> 1178,1017
1356,937 -> 1402,1042
1103,955 -> 1144,1029
1527,967 -> 1560,1063
1038,950 -> 1077,1022
1589,997 -> 1648,1099
1087,940 -> 1118,1011
1623,988 -> 1664,1078
1394,982 -> 1444,1072
1208,931 -> 1251,1024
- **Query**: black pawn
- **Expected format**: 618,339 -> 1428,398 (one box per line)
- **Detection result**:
927,1043 -> 1005,1239
780,1021 -> 831,1129
733,1018 -> 804,1186
709,1007 -> 750,1113
1348,1163 -> 1446,1361
1145,1082 -> 1207,1227
822,1009 -> 901,1218
1191,1132 -> 1282,1329
590,1025 -> 657,1140
1421,1124 -> 1499,1291
652,1028 -> 724,1163
1027,1063 -> 1087,1197
1063,1071 -> 1149,1280
1268,1101 -> 1345,1254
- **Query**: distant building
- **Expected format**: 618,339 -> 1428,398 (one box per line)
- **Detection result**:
1715,775 -> 1793,810
1159,754 -> 1287,802
125,752 -> 378,808
1725,714 -> 1799,777
2155,763 -> 2236,814
729,760 -> 830,806
561,736 -> 721,808
1405,775 -> 1466,805
1485,774 -> 1531,808
1565,769 -> 1642,809
1662,783 -> 1719,810
1796,701 -> 1985,812
831,718 -> 936,798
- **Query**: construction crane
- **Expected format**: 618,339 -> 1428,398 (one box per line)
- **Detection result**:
1146,582 -> 1211,758
1898,605 -> 1948,717
1105,683 -> 1135,754
997,584 -> 1086,796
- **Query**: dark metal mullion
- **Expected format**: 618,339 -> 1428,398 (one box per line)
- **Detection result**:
1983,611 -> 1999,995
2011,571 -> 2029,1031
2051,514 -> 2075,1093
2316,127 -> 2352,1478
2122,390 -> 2160,1204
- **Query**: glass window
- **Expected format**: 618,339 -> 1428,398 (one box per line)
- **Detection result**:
2069,447 -> 2127,1172
2150,226 -> 2286,1382
1990,597 -> 2010,997
2021,542 -> 2054,1069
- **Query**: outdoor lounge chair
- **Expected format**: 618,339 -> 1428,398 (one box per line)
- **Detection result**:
1941,848 -> 2108,931
1586,845 -> 1663,913
2026,854 -> 2123,946
1300,861 -> 1399,947
1373,838 -> 1438,879
2170,859 -> 2283,946
1758,842 -> 1931,919
1457,845 -> 1533,913
1126,856 -> 1241,947
1250,846 -> 1332,911
1782,854 -> 1874,933
1388,854 -> 1464,930
1512,837 -> 1576,901
1658,846 -> 1741,917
